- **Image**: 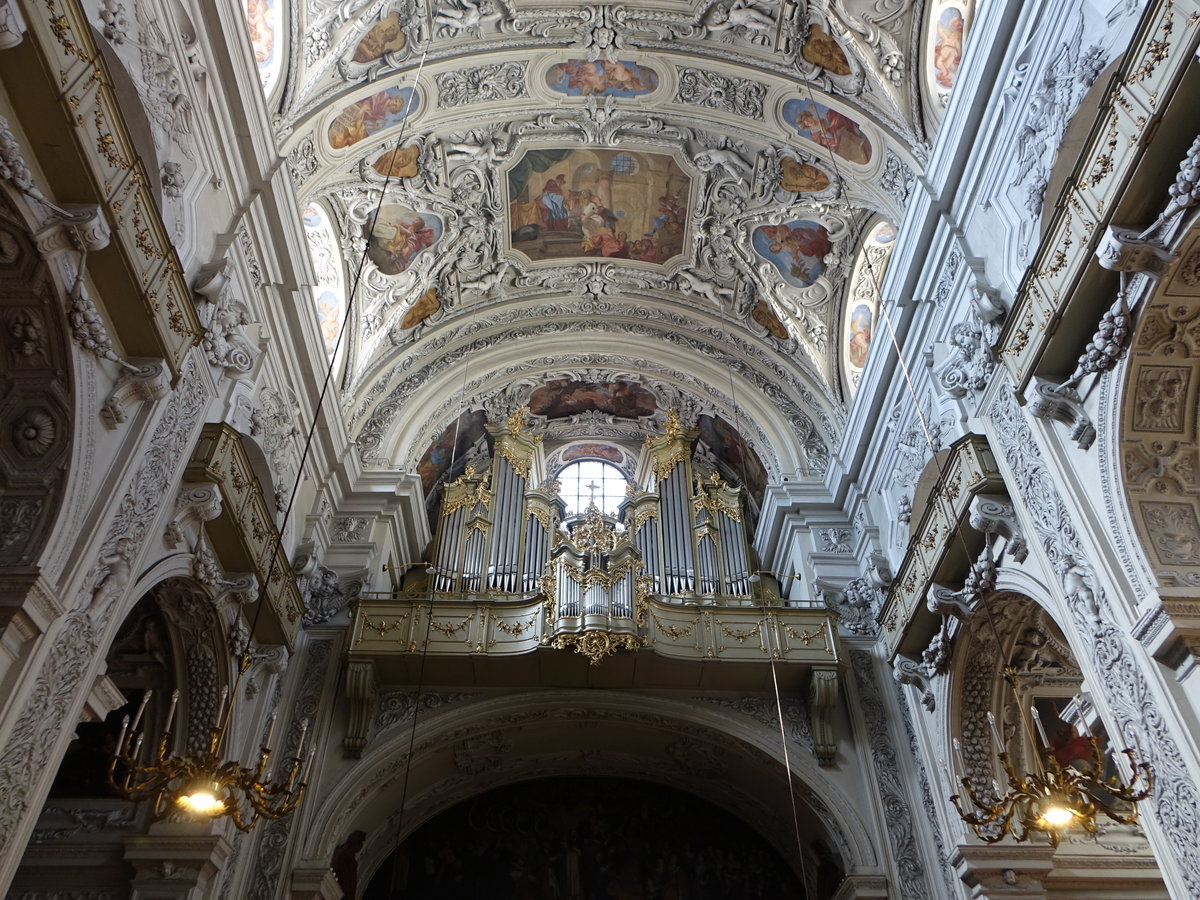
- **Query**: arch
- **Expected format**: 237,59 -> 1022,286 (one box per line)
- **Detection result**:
942,587 -> 1164,872
297,691 -> 881,881
1113,214 -> 1200,596
0,189 -> 75,578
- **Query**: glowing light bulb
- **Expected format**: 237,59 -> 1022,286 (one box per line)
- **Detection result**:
1040,805 -> 1074,827
177,789 -> 224,815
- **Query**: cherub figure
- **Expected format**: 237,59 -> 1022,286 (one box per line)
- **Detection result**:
702,0 -> 776,36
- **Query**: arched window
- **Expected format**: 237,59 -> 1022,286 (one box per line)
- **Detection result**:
557,461 -> 628,516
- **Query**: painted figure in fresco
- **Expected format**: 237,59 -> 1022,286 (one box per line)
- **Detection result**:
761,222 -> 831,269
848,302 -> 873,368
645,194 -> 684,237
547,60 -> 656,97
802,24 -> 852,76
753,221 -> 831,287
370,212 -> 437,275
780,157 -> 831,193
328,88 -> 414,149
246,0 -> 274,65
600,60 -> 654,93
580,200 -> 627,256
352,13 -> 406,64
934,8 -> 965,89
536,174 -> 569,229
793,104 -> 871,165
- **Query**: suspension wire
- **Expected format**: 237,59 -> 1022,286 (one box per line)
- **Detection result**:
800,84 -> 1017,746
243,49 -> 429,658
386,36 -> 492,882
213,42 -> 431,878
726,365 -> 811,894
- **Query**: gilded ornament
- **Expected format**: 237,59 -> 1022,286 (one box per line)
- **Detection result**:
653,446 -> 689,482
552,630 -> 640,665
507,406 -> 531,437
497,443 -> 531,480
662,408 -> 683,440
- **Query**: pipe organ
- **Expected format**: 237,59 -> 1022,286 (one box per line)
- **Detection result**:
427,410 -> 755,615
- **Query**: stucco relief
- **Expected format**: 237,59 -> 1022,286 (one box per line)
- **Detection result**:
991,388 -> 1200,895
1119,227 -> 1200,588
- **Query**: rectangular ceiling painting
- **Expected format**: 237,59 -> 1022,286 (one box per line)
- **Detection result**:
507,148 -> 690,265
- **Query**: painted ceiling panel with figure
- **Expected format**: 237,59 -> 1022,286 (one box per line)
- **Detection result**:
264,0 -> 934,494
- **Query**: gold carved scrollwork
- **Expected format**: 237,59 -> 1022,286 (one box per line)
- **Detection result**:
355,611 -> 409,644
634,574 -> 653,627
716,617 -> 763,646
498,443 -> 532,480
552,631 -> 641,665
570,504 -> 621,553
529,507 -> 551,532
653,446 -> 689,482
694,471 -> 743,523
539,565 -> 556,618
505,406 -> 541,442
561,558 -> 638,589
507,407 -> 531,436
783,623 -> 824,647
663,408 -> 683,440
441,466 -> 492,518
494,615 -> 537,637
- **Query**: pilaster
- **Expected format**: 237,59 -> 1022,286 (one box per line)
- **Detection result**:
288,867 -> 343,900
123,823 -> 233,900
951,845 -> 1056,900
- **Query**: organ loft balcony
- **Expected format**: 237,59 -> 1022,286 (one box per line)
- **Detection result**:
341,411 -> 841,762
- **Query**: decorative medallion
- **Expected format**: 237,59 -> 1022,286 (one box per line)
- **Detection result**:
841,220 -> 896,396
351,12 -> 405,64
552,629 -> 641,665
780,158 -> 831,193
371,145 -> 420,178
751,300 -> 789,339
400,288 -> 439,329
802,25 -> 852,76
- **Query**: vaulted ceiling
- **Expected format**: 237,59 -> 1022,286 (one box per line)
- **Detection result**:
253,0 -> 967,492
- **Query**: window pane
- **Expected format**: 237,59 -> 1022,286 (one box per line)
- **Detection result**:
558,461 -> 627,517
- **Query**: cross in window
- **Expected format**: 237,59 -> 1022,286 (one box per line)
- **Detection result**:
585,480 -> 600,504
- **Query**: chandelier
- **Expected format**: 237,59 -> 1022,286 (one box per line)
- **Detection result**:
108,651 -> 315,832
946,668 -> 1152,847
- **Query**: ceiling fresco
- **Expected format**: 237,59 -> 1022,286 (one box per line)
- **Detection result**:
261,0 -> 949,487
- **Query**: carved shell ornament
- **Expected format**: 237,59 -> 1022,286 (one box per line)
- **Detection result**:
12,407 -> 55,457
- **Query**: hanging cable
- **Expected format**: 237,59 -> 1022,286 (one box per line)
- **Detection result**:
725,363 -> 812,894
